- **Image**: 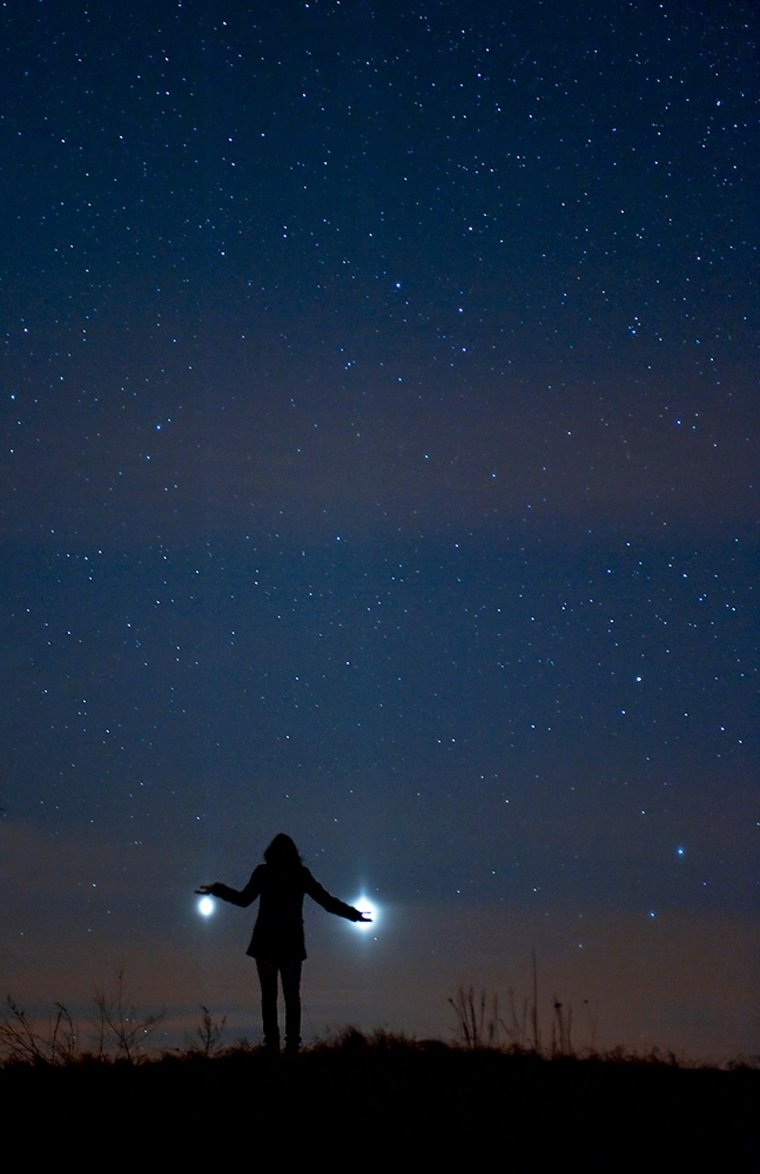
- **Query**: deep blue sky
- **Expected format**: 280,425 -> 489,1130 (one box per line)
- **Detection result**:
2,0 -> 757,1060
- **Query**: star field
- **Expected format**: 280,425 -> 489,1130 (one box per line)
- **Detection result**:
1,1 -> 757,1060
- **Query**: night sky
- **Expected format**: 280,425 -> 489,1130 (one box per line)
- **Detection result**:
2,0 -> 757,1062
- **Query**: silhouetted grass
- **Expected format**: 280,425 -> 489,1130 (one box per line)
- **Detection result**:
2,981 -> 757,1165
1,1024 -> 757,1165
448,956 -> 595,1058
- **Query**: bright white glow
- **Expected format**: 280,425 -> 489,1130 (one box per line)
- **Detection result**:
353,895 -> 378,932
198,895 -> 215,917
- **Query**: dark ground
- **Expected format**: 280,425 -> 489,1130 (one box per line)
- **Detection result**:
3,1035 -> 757,1167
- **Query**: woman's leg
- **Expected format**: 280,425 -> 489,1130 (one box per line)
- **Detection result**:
255,959 -> 280,1052
281,961 -> 303,1054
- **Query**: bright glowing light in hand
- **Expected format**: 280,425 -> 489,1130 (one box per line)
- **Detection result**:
353,896 -> 378,932
198,896 -> 215,917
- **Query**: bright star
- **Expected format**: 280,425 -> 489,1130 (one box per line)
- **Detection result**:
353,895 -> 378,932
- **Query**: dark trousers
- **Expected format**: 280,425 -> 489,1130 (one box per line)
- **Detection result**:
255,959 -> 303,1053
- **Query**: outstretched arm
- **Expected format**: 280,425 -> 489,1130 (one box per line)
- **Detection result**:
304,869 -> 372,922
196,867 -> 263,907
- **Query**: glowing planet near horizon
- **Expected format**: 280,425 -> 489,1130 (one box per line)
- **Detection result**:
198,896 -> 215,917
353,896 -> 378,932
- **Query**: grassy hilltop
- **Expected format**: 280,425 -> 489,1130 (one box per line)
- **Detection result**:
2,1030 -> 757,1166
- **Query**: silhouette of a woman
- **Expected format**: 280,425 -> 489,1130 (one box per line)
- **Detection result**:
197,833 -> 370,1054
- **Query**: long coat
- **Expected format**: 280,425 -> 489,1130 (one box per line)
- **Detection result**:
210,864 -> 362,962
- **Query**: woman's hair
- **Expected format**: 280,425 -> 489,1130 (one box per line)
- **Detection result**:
264,833 -> 302,869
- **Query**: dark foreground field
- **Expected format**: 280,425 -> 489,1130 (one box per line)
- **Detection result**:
3,1034 -> 757,1166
